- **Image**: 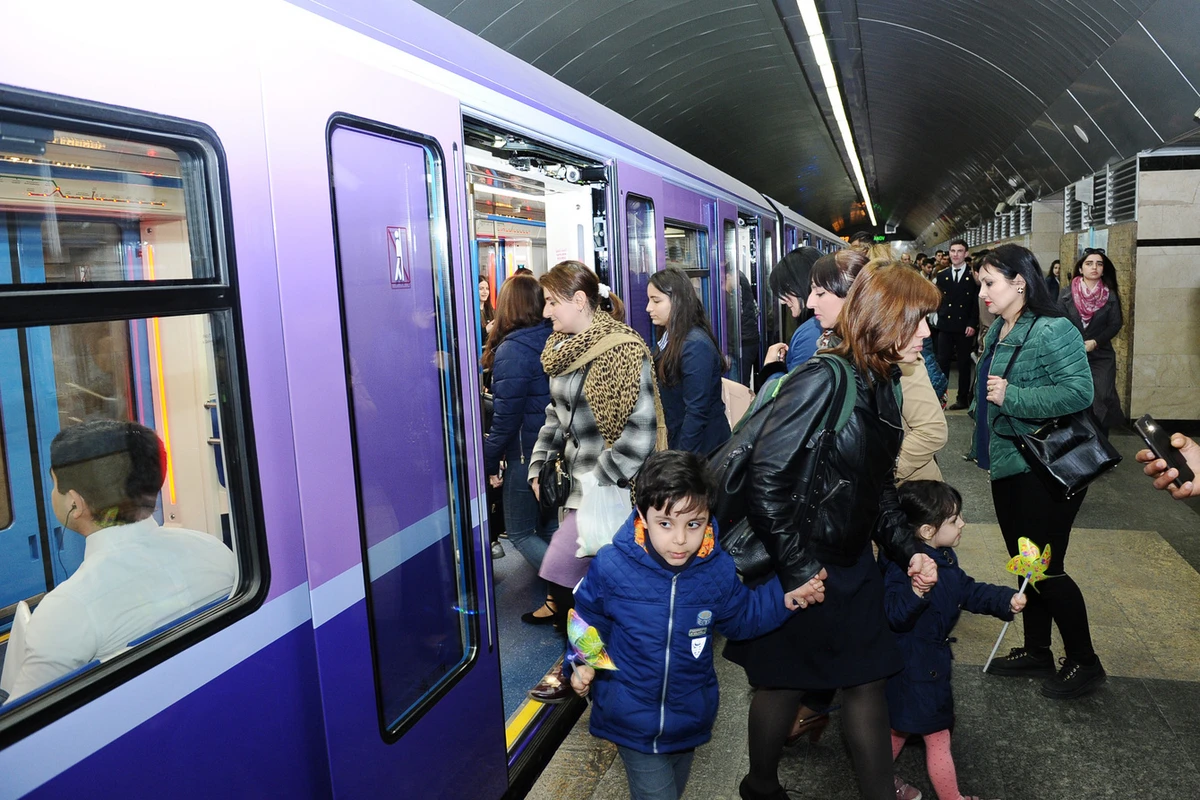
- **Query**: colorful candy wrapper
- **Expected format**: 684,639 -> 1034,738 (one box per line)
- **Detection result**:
984,538 -> 1050,673
566,609 -> 618,670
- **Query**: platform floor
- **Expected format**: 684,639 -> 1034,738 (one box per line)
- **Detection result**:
527,410 -> 1200,800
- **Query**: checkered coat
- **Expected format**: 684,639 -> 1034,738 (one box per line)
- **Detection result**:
529,358 -> 658,509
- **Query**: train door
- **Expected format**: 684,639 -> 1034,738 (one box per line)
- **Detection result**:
259,46 -> 509,798
759,216 -> 781,350
718,204 -> 761,387
616,163 -> 665,343
0,216 -> 156,617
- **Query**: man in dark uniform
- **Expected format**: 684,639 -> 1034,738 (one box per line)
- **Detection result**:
934,240 -> 979,409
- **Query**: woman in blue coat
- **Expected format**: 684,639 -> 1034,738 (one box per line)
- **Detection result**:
882,480 -> 1022,800
759,247 -> 823,386
646,268 -> 730,454
483,273 -> 558,624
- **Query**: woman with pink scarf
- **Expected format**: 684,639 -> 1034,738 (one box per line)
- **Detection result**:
1060,248 -> 1124,433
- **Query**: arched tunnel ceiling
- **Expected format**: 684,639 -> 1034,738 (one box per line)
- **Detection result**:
414,0 -> 1200,241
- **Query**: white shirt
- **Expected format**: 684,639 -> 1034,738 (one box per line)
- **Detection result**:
9,518 -> 235,699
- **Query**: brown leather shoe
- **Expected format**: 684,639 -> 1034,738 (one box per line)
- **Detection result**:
528,669 -> 572,704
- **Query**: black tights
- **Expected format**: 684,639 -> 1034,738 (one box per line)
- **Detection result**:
547,581 -> 575,636
746,680 -> 892,800
991,471 -> 1095,662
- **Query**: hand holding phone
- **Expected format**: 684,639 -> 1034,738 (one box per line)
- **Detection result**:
1134,414 -> 1197,493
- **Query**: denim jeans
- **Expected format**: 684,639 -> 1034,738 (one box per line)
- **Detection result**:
616,746 -> 695,800
502,456 -> 558,573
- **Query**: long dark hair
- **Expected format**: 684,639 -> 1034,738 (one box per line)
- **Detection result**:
481,273 -> 544,370
977,244 -> 1063,318
768,246 -> 822,299
648,267 -> 722,386
1071,249 -> 1121,302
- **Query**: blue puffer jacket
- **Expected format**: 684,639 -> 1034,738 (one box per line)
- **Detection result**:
573,512 -> 792,754
656,328 -> 730,454
483,321 -> 552,475
880,543 -> 1015,734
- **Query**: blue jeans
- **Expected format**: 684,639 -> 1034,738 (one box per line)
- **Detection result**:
617,746 -> 695,800
502,456 -> 557,573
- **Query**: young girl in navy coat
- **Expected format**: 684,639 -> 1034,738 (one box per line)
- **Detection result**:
569,450 -> 799,800
883,481 -> 1026,800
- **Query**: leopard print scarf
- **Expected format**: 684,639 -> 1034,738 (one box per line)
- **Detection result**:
542,311 -> 668,450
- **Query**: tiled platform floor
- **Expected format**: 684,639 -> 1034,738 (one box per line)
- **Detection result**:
528,412 -> 1200,800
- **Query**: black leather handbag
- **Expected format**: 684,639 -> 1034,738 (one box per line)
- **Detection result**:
994,321 -> 1122,501
537,366 -> 589,513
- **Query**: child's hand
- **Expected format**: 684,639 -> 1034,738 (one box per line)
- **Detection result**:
1010,592 -> 1027,614
908,553 -> 938,592
570,665 -> 595,697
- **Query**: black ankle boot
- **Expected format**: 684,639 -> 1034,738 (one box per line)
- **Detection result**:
739,776 -> 792,800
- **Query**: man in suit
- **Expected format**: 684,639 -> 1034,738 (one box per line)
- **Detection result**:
934,240 -> 979,409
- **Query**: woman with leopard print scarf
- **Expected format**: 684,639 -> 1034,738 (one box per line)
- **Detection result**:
525,262 -> 666,703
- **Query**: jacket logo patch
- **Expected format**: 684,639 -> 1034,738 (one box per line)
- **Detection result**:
687,627 -> 708,638
696,610 -> 712,626
691,637 -> 707,658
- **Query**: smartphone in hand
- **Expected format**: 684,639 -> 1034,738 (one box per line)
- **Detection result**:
1134,414 -> 1195,487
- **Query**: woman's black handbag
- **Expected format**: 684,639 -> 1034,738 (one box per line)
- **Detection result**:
537,366 -> 589,513
994,321 -> 1122,501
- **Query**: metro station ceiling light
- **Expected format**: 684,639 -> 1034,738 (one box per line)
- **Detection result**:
796,0 -> 876,226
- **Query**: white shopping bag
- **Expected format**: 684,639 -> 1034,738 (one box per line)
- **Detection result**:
574,471 -> 632,557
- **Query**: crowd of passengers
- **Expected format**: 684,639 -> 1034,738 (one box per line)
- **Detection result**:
477,238 -> 1188,800
4,234 -> 1191,800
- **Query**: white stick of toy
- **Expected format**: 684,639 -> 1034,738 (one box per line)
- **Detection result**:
982,573 -> 1032,674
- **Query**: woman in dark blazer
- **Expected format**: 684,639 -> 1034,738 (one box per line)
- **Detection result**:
646,268 -> 730,453
1060,248 -> 1123,433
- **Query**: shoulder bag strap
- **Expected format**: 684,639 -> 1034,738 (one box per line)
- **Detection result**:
562,362 -> 591,469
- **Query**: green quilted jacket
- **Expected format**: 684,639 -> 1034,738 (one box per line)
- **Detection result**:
970,311 -> 1094,480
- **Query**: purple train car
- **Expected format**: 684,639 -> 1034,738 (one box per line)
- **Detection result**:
0,1 -> 841,797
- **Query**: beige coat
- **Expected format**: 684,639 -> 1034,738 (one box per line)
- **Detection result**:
896,354 -> 948,483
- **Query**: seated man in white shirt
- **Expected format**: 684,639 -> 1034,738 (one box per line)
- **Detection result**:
8,419 -> 235,701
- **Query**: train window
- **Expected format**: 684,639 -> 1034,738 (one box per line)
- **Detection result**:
626,194 -> 656,278
0,99 -> 259,742
664,222 -> 712,319
328,120 -> 473,740
0,126 -> 215,283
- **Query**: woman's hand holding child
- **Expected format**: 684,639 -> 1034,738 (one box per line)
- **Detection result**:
570,664 -> 595,698
784,568 -> 828,610
908,553 -> 938,593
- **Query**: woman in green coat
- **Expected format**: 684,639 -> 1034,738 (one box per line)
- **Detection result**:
971,244 -> 1105,700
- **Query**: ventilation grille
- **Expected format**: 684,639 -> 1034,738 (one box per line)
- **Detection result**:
1019,205 -> 1032,234
1107,158 -> 1138,224
1091,169 -> 1108,225
1064,185 -> 1083,232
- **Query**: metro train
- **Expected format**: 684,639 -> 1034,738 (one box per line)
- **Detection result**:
0,1 -> 843,796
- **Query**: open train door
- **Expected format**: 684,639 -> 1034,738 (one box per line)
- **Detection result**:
258,10 -> 508,798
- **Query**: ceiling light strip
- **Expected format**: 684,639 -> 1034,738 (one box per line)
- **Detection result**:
798,0 -> 875,225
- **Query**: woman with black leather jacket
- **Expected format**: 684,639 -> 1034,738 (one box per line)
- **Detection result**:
726,265 -> 942,800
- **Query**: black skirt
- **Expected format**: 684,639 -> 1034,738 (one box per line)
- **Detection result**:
724,543 -> 902,689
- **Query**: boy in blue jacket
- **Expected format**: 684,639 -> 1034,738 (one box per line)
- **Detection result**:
882,480 -> 1025,800
569,450 -> 798,800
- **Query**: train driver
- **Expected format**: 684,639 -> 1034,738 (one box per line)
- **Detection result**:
8,420 -> 236,700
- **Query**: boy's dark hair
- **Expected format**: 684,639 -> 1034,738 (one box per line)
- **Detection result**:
634,450 -> 714,517
51,419 -> 166,524
897,480 -> 962,534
